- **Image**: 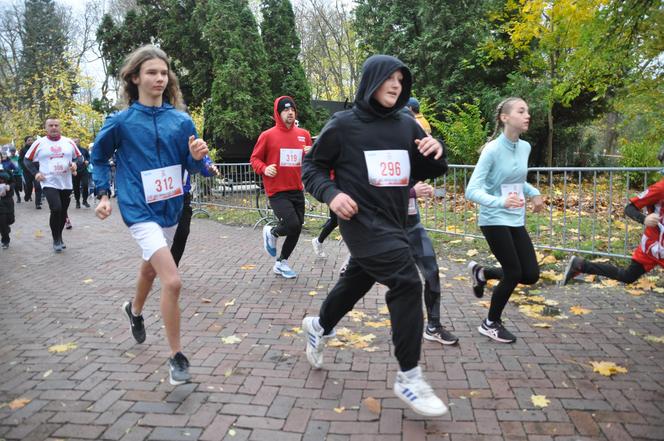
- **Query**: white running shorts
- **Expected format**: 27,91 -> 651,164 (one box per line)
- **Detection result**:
129,221 -> 177,261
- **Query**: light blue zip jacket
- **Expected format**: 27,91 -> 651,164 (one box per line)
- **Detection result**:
92,102 -> 204,228
465,133 -> 540,227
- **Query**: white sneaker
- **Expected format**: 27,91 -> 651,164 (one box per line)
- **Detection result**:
339,254 -> 351,276
273,260 -> 297,279
302,316 -> 324,369
393,366 -> 448,417
311,237 -> 326,258
262,225 -> 277,257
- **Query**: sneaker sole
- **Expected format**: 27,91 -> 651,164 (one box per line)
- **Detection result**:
423,332 -> 459,345
273,267 -> 297,279
478,325 -> 516,344
560,257 -> 578,286
394,389 -> 449,417
168,373 -> 191,386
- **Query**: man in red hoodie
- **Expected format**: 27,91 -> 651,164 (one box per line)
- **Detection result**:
250,96 -> 312,278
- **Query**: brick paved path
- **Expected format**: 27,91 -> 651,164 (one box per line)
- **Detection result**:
1,199 -> 663,441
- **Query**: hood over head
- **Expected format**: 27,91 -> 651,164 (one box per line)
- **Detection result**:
273,95 -> 297,130
354,55 -> 412,119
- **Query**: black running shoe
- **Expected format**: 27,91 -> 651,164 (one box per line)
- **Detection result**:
123,301 -> 146,343
423,325 -> 459,345
478,319 -> 516,343
561,256 -> 583,286
467,260 -> 486,298
168,352 -> 191,385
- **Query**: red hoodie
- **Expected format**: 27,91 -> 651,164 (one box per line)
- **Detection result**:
250,96 -> 313,197
630,178 -> 664,271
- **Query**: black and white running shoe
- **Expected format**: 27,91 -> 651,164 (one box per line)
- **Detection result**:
561,255 -> 583,286
123,301 -> 146,343
168,352 -> 191,385
423,325 -> 459,345
467,260 -> 486,298
478,319 -> 516,343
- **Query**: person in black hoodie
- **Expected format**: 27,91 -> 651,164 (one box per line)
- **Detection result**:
19,136 -> 42,209
302,54 -> 449,417
0,169 -> 15,249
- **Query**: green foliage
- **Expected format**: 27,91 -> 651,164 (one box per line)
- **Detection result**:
428,100 -> 488,165
619,141 -> 660,168
260,0 -> 316,127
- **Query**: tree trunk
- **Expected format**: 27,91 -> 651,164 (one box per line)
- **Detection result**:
547,104 -> 554,167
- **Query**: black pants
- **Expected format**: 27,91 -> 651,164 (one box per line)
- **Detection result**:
23,174 -> 42,205
43,187 -> 72,242
13,176 -> 23,201
0,213 -> 13,245
318,210 -> 338,243
171,193 -> 192,266
480,226 -> 540,322
407,222 -> 441,328
319,247 -> 423,371
269,190 -> 305,260
582,258 -> 647,284
72,172 -> 90,203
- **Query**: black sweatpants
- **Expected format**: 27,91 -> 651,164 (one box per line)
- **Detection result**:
72,172 -> 90,203
269,190 -> 305,260
43,187 -> 72,242
23,174 -> 42,205
13,176 -> 23,202
318,247 -> 423,372
171,193 -> 193,266
582,258 -> 647,284
480,225 -> 540,322
317,210 -> 338,243
0,213 -> 13,245
407,222 -> 441,328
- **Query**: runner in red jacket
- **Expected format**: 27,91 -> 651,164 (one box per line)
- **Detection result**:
250,96 -> 312,278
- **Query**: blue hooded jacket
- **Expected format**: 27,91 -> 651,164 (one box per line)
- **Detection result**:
92,102 -> 204,227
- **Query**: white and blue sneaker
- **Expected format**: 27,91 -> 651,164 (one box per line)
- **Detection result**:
393,366 -> 448,417
273,259 -> 297,279
302,316 -> 324,369
262,225 -> 277,257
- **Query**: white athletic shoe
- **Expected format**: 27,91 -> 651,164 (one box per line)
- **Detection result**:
393,366 -> 448,417
302,316 -> 324,369
311,237 -> 326,258
262,225 -> 277,257
273,260 -> 297,279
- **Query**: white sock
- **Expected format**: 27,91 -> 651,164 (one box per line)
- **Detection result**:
402,366 -> 421,380
131,308 -> 141,317
485,318 -> 494,326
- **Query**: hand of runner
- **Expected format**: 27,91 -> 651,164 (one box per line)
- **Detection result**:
413,181 -> 433,198
504,193 -> 525,209
329,192 -> 358,220
188,135 -> 209,161
35,172 -> 45,182
95,197 -> 112,220
644,213 -> 659,227
264,164 -> 277,177
531,195 -> 544,213
70,162 -> 77,176
206,163 -> 220,176
415,136 -> 443,160
304,145 -> 312,154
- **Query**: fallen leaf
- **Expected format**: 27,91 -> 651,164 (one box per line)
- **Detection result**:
644,335 -> 664,344
308,290 -> 317,296
378,306 -> 389,315
8,398 -> 31,410
348,310 -> 367,322
451,258 -> 467,263
224,369 -> 234,377
466,249 -> 478,257
539,255 -> 557,265
201,298 -> 212,303
570,305 -> 591,315
43,369 -> 52,378
654,287 -> 664,294
590,361 -> 628,376
540,270 -> 563,282
363,397 -> 381,414
290,327 -> 302,334
601,279 -> 620,287
82,278 -> 93,284
655,308 -> 664,314
532,323 -> 552,328
448,239 -> 462,244
240,264 -> 256,270
453,275 -> 468,281
221,335 -> 242,344
583,274 -> 597,282
34,230 -> 43,238
224,298 -> 236,307
625,289 -> 645,296
48,342 -> 77,353
365,320 -> 391,328
228,429 -> 236,437
531,395 -> 550,408
334,406 -> 345,413
476,300 -> 491,308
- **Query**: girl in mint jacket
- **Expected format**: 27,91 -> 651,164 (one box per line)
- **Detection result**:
465,97 -> 544,343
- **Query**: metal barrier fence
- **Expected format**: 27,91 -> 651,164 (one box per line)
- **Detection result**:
192,163 -> 662,259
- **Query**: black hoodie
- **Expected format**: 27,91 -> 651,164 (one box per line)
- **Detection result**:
303,55 -> 448,258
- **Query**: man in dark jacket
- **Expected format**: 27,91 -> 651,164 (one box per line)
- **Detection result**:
301,54 -> 449,417
0,169 -> 15,248
72,140 -> 91,208
19,136 -> 42,209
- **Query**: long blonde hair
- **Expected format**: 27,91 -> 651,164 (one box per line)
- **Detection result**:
118,45 -> 184,110
479,96 -> 525,152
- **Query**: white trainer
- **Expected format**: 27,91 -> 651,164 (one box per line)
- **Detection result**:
302,316 -> 324,369
273,260 -> 297,278
311,237 -> 326,258
393,366 -> 448,417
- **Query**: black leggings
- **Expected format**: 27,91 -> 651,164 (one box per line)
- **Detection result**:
319,247 -> 423,371
43,187 -> 72,242
23,174 -> 42,205
407,222 -> 441,327
269,190 -> 305,260
318,210 -> 338,243
72,172 -> 90,203
480,225 -> 540,322
582,258 -> 647,284
171,193 -> 193,266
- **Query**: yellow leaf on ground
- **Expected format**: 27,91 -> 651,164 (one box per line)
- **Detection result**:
531,395 -> 550,408
448,239 -> 462,244
570,306 -> 591,315
584,274 -> 597,282
644,335 -> 664,344
453,275 -> 468,281
240,264 -> 256,270
540,255 -> 558,265
365,320 -> 391,328
221,335 -> 242,344
363,397 -> 381,414
635,278 -> 658,290
540,270 -> 563,282
590,361 -> 628,376
655,308 -> 664,314
326,339 -> 345,348
378,306 -> 389,315
600,279 -> 620,287
334,406 -> 345,413
48,342 -> 77,353
467,249 -> 478,257
43,370 -> 52,378
201,298 -> 212,303
308,291 -> 317,296
34,230 -> 43,238
487,279 -> 498,288
348,310 -> 367,322
82,278 -> 93,284
8,398 -> 31,410
590,258 -> 610,263
654,287 -> 664,294
532,323 -> 552,328
451,258 -> 467,263
224,298 -> 236,307
625,289 -> 645,296
290,327 -> 302,334
476,300 -> 491,308
228,429 -> 236,437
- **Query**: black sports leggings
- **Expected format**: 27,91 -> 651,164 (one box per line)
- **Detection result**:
269,190 -> 305,260
318,210 -> 338,243
43,187 -> 71,242
582,258 -> 647,284
480,225 -> 540,322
